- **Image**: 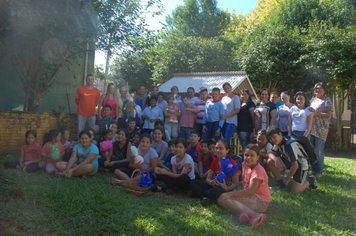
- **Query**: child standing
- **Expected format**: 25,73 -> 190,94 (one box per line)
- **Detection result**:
4,130 -> 41,172
42,129 -> 64,174
267,126 -> 318,193
197,139 -> 214,179
189,139 -> 239,206
218,144 -> 270,228
164,95 -> 181,139
99,105 -> 116,135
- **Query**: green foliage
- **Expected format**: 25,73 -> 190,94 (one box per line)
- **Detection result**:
51,106 -> 68,129
331,142 -> 349,153
236,23 -> 308,93
152,36 -> 237,84
1,156 -> 355,235
166,0 -> 230,37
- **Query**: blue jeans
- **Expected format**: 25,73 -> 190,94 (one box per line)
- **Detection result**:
195,123 -> 203,137
77,114 -> 96,138
202,121 -> 220,140
292,131 -> 310,140
222,123 -> 236,144
311,135 -> 325,174
179,127 -> 193,142
238,131 -> 251,149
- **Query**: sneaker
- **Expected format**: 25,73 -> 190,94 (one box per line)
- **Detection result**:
308,175 -> 318,191
269,183 -> 287,190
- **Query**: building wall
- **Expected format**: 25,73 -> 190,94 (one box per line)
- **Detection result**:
0,111 -> 77,155
0,41 -> 95,114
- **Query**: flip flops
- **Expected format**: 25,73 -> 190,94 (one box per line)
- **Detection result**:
249,214 -> 267,228
109,178 -> 121,186
239,212 -> 250,224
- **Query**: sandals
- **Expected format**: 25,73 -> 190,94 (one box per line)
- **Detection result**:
249,214 -> 267,228
109,178 -> 121,186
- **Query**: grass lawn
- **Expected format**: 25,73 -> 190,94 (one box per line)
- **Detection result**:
0,155 -> 355,236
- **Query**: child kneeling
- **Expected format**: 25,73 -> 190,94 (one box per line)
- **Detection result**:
218,144 -> 270,228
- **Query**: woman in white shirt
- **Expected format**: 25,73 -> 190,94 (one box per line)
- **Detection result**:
288,91 -> 314,139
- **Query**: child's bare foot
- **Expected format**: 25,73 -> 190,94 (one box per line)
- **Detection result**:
109,178 -> 121,186
54,172 -> 65,177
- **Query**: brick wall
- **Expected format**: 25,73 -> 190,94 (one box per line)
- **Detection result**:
0,111 -> 77,155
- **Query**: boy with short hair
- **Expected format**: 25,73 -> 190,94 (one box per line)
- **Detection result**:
179,95 -> 200,141
160,139 -> 176,171
99,105 -> 115,135
187,130 -> 201,176
202,87 -> 225,140
197,139 -> 214,179
127,117 -> 140,143
266,126 -> 318,193
208,139 -> 217,158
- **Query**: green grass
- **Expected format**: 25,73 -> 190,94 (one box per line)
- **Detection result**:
0,156 -> 355,236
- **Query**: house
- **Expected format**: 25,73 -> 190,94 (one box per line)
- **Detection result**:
158,71 -> 257,100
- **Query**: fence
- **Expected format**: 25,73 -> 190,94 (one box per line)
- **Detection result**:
0,110 -> 77,155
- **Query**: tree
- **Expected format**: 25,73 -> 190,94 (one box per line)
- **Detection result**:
166,0 -> 230,37
235,23 -> 308,93
151,36 -> 237,84
303,22 -> 356,141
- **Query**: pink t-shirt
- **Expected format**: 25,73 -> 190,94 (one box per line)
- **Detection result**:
242,162 -> 271,203
101,97 -> 117,118
180,104 -> 199,128
22,143 -> 42,161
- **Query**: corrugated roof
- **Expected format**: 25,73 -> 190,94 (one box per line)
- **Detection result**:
159,71 -> 255,96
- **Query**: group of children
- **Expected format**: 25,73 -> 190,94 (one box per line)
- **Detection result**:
4,113 -> 319,228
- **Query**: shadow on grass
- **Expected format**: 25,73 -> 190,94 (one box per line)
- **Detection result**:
0,156 -> 355,235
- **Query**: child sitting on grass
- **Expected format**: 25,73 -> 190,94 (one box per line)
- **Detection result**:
98,129 -> 113,160
208,139 -> 217,158
218,144 -> 270,228
159,139 -> 176,171
187,130 -> 201,177
189,139 -> 239,206
4,130 -> 41,173
131,132 -> 140,148
256,129 -> 273,171
197,139 -> 214,179
150,120 -> 171,142
127,117 -> 140,143
153,139 -> 195,193
266,126 -> 318,193
42,129 -> 65,174
60,128 -> 76,162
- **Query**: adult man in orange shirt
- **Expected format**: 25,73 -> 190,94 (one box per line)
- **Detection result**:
75,74 -> 101,137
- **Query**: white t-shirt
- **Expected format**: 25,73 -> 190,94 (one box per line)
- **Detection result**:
189,97 -> 199,104
290,106 -> 312,132
222,95 -> 241,126
171,153 -> 195,180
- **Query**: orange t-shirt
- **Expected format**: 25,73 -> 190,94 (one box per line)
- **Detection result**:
41,142 -> 64,165
75,86 -> 101,116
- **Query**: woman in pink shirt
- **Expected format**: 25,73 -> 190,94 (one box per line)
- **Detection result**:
99,83 -> 118,120
218,144 -> 270,228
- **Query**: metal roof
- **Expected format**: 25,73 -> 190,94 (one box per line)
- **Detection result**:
158,71 -> 257,97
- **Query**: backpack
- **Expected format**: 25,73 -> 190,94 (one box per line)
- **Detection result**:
286,136 -> 319,165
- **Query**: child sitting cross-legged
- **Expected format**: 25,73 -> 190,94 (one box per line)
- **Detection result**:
42,129 -> 65,174
197,139 -> 214,179
266,126 -> 318,193
159,139 -> 176,171
4,130 -> 42,173
187,130 -> 201,177
218,144 -> 270,228
152,138 -> 195,194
